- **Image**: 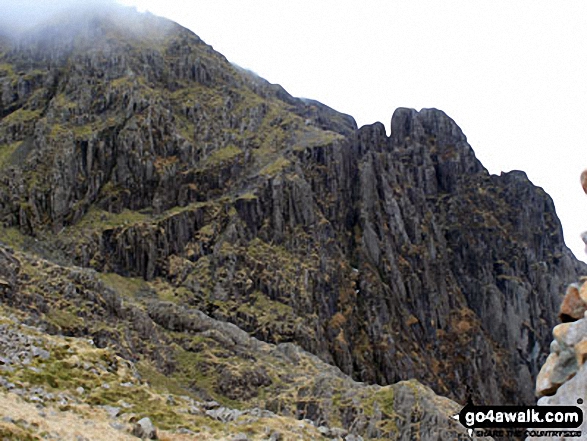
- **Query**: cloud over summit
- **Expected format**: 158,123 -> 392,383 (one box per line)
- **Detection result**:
0,0 -> 122,36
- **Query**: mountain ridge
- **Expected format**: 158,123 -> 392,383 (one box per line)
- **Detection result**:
0,5 -> 584,439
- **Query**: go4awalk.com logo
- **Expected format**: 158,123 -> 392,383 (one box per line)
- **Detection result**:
453,400 -> 583,438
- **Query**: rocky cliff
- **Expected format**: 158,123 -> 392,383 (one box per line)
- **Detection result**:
0,4 -> 584,439
0,243 -> 486,440
527,277 -> 587,440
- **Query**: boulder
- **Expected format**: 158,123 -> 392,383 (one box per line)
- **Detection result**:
559,284 -> 587,322
131,417 -> 157,440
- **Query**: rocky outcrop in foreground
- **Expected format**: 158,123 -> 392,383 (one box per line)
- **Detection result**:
530,278 -> 587,439
0,243 -> 488,440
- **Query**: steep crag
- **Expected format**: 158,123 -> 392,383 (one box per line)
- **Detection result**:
0,7 -> 584,435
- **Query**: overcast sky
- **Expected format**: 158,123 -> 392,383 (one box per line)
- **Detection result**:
4,0 -> 587,261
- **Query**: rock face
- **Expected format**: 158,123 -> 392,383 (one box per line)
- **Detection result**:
529,279 -> 587,440
0,244 -> 486,440
0,3 -> 584,415
535,281 -> 587,400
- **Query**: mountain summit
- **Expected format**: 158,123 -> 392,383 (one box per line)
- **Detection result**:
0,5 -> 583,439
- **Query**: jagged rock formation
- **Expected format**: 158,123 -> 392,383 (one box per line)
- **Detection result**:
535,281 -> 587,398
0,3 -> 584,432
0,243 -> 485,440
528,278 -> 587,440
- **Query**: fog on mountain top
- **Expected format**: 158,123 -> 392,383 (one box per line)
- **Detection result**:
0,0 -> 124,36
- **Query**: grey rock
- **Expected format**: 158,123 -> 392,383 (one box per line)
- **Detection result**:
328,427 -> 348,438
187,405 -> 202,415
243,408 -> 276,418
131,417 -> 157,439
317,426 -> 330,435
31,346 -> 50,360
109,422 -> 126,431
203,400 -> 220,409
205,407 -> 243,422
529,363 -> 587,440
102,405 -> 121,418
